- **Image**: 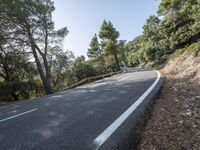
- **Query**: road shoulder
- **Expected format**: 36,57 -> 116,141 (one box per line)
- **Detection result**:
138,72 -> 200,150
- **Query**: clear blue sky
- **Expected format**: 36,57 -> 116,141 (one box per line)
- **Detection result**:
52,0 -> 161,57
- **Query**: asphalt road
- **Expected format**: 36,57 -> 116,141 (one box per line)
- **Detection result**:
0,69 -> 162,150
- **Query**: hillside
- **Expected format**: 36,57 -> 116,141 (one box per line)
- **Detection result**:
138,48 -> 200,149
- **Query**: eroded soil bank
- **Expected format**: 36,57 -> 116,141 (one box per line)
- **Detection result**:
138,52 -> 200,150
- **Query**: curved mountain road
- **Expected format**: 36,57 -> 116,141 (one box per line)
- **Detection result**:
0,68 -> 162,150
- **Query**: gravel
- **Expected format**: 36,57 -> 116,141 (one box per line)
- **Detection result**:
137,74 -> 200,150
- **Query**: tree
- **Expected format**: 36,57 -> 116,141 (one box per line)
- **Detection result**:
87,34 -> 106,72
157,0 -> 183,15
73,56 -> 96,81
143,16 -> 160,45
158,0 -> 200,49
0,46 -> 38,101
50,46 -> 75,90
126,36 -> 142,66
118,40 -> 128,67
125,0 -> 200,68
141,15 -> 167,61
1,0 -> 68,94
99,20 -> 120,71
126,16 -> 169,66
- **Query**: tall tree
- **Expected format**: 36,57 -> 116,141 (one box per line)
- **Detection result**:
1,0 -> 68,94
126,36 -> 142,66
118,40 -> 128,66
87,34 -> 105,72
99,20 -> 120,71
141,15 -> 167,61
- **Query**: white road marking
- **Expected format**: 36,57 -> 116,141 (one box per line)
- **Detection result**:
118,76 -> 129,81
94,70 -> 161,149
0,108 -> 38,123
0,105 -> 9,109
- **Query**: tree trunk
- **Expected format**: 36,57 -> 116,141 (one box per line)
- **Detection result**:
31,44 -> 54,94
114,53 -> 120,71
44,77 -> 54,94
26,26 -> 54,95
100,56 -> 106,73
42,54 -> 54,94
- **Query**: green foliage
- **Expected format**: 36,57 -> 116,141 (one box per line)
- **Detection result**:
126,0 -> 200,67
126,36 -> 142,53
52,68 -> 77,91
158,0 -> 182,15
118,40 -> 128,66
0,80 -> 39,102
0,0 -> 73,101
87,20 -> 124,72
1,0 -> 200,103
126,16 -> 168,66
87,34 -> 102,58
158,0 -> 200,49
0,45 -> 40,101
0,0 -> 69,94
87,34 -> 106,73
49,46 -> 75,90
170,41 -> 200,58
72,56 -> 97,81
186,41 -> 200,53
99,20 -> 120,70
99,20 -> 119,41
170,48 -> 186,58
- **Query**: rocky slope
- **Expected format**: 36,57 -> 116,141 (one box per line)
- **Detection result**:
138,51 -> 200,150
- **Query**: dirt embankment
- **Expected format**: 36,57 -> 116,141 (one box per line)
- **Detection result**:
138,52 -> 200,150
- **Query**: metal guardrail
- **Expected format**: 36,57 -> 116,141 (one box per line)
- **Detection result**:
62,71 -> 122,91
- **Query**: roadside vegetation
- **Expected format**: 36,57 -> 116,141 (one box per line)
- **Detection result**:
137,0 -> 200,149
0,0 -> 127,103
0,0 -> 200,107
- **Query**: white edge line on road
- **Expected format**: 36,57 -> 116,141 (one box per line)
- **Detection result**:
94,70 -> 161,149
118,76 -> 129,82
0,108 -> 38,123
